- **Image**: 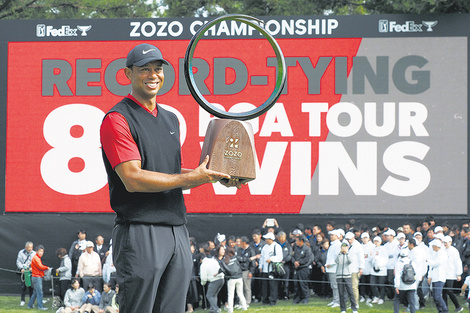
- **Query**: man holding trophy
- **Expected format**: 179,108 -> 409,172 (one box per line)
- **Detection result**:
101,13 -> 286,313
100,43 -> 240,313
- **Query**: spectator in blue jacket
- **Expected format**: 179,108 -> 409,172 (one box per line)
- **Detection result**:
80,283 -> 101,313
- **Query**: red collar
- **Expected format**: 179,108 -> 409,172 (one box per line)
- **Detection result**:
127,94 -> 158,117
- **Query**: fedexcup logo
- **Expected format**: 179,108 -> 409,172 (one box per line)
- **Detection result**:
36,24 -> 92,37
422,21 -> 438,32
378,20 -> 437,33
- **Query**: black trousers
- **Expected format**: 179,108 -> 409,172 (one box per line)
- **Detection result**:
360,274 -> 372,300
113,224 -> 191,313
371,275 -> 386,300
294,267 -> 310,302
443,279 -> 461,309
20,279 -> 33,302
260,273 -> 278,305
386,269 -> 396,299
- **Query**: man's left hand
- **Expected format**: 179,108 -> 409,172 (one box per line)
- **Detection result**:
219,178 -> 244,189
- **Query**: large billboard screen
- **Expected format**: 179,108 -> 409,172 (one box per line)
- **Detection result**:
1,15 -> 468,214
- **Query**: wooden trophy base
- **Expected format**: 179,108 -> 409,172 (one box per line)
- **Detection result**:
200,119 -> 256,183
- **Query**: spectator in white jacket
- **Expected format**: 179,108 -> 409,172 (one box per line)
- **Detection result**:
200,244 -> 225,313
258,232 -> 283,306
427,240 -> 449,313
408,238 -> 428,309
345,232 -> 364,306
383,229 -> 399,300
360,232 -> 375,302
393,249 -> 418,313
443,235 -> 463,312
325,229 -> 342,308
371,236 -> 387,304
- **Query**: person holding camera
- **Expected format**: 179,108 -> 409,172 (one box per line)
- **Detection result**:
335,240 -> 358,313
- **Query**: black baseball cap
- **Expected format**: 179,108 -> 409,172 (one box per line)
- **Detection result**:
126,43 -> 169,67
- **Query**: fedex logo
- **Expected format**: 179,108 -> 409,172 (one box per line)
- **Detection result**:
36,24 -> 92,37
378,20 -> 432,33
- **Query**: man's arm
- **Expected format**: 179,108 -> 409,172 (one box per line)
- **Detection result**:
115,156 -> 231,193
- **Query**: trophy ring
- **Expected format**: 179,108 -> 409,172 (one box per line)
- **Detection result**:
184,14 -> 287,121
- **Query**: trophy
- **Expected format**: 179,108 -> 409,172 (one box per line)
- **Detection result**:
184,15 -> 287,183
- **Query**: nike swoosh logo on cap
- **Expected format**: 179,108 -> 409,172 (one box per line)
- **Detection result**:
142,49 -> 156,54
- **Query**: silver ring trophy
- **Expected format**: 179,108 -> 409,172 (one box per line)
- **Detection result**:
184,14 -> 287,183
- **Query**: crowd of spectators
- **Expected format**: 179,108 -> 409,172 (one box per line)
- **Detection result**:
16,216 -> 470,312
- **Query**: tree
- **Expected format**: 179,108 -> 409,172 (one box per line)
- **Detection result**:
160,0 -> 470,17
0,0 -> 159,19
2,0 -> 468,20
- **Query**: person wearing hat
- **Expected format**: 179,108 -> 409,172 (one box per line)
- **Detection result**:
325,229 -> 342,308
427,240 -> 449,313
335,240 -> 358,313
258,232 -> 283,305
383,228 -> 399,300
76,240 -> 102,293
345,232 -> 364,306
258,233 -> 283,305
393,248 -> 418,313
407,238 -> 428,310
100,43 -> 240,313
292,235 -> 314,304
370,236 -> 387,305
360,232 -> 374,303
442,236 -> 464,312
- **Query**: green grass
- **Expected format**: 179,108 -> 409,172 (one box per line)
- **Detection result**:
0,295 -> 463,312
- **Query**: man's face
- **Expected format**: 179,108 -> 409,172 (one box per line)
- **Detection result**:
252,234 -> 261,243
326,224 -> 334,232
347,238 -> 354,245
305,229 -> 312,236
37,249 -> 44,257
86,246 -> 94,253
278,234 -> 286,243
330,234 -> 338,241
125,61 -> 164,100
399,238 -> 406,245
427,230 -> 434,239
103,284 -> 110,293
414,235 -> 422,244
78,232 -> 86,240
312,226 -> 321,235
295,239 -> 304,247
386,235 -> 394,243
25,244 -> 33,253
403,225 -> 411,234
265,239 -> 274,245
96,236 -> 104,246
444,241 -> 451,249
361,237 -> 369,244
